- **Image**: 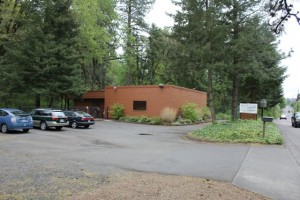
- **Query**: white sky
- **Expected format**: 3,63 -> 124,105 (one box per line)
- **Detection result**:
146,0 -> 300,99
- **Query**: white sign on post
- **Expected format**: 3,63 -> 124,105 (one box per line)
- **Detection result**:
240,103 -> 258,114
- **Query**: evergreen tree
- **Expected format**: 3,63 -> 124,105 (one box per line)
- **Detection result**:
171,0 -> 228,121
118,0 -> 155,85
1,0 -> 84,108
238,20 -> 286,107
144,25 -> 170,84
223,0 -> 270,120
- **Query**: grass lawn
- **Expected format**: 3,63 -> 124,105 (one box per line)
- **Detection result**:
187,120 -> 284,145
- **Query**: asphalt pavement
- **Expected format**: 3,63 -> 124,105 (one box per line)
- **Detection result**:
0,118 -> 300,199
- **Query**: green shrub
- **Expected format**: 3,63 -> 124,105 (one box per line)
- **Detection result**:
180,103 -> 200,122
122,116 -> 157,124
160,107 -> 177,123
150,117 -> 162,125
125,116 -> 139,122
216,113 -> 231,120
110,103 -> 124,120
138,116 -> 152,123
263,104 -> 281,119
199,106 -> 211,121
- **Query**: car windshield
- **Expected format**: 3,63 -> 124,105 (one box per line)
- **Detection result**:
295,113 -> 300,117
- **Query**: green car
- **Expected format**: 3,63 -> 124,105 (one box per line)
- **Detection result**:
31,108 -> 68,130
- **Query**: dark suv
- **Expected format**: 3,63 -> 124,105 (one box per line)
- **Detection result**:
291,112 -> 300,128
31,108 -> 68,130
63,110 -> 95,128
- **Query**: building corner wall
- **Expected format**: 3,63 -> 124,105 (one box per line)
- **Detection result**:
104,85 -> 207,119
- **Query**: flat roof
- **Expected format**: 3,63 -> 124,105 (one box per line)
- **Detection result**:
105,85 -> 206,94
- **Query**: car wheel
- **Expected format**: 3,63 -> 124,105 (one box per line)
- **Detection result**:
23,129 -> 30,133
56,127 -> 62,130
40,121 -> 47,130
84,125 -> 90,128
1,124 -> 8,133
71,122 -> 77,129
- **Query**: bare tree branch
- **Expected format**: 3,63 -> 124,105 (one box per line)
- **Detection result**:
268,0 -> 300,33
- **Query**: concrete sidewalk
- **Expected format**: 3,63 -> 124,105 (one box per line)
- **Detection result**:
233,145 -> 300,200
232,119 -> 300,200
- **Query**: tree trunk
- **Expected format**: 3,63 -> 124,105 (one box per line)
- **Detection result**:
60,94 -> 64,110
208,68 -> 216,122
35,94 -> 41,108
48,97 -> 53,108
204,0 -> 215,122
99,63 -> 104,89
231,0 -> 239,121
231,74 -> 239,120
126,0 -> 133,85
92,58 -> 97,90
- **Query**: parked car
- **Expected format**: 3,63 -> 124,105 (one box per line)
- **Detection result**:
291,112 -> 300,127
63,110 -> 95,128
30,108 -> 68,130
0,108 -> 33,133
280,114 -> 287,120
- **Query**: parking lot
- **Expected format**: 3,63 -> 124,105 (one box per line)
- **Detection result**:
0,120 -> 209,199
1,120 -> 300,200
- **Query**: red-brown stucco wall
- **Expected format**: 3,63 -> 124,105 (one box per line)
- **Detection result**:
105,85 -> 207,118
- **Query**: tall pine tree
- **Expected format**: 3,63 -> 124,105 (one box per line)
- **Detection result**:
118,0 -> 155,85
1,0 -> 84,108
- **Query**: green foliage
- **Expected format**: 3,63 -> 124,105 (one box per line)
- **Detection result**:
121,116 -> 162,125
138,116 -> 152,123
118,0 -> 155,85
279,97 -> 287,109
264,104 -> 281,119
106,60 -> 127,86
121,116 -> 138,123
199,106 -> 211,121
188,120 -> 284,145
160,107 -> 177,123
110,103 -> 125,120
149,117 -> 162,125
293,100 -> 300,112
180,103 -> 200,123
216,113 -> 232,120
1,0 -> 86,108
73,0 -> 117,89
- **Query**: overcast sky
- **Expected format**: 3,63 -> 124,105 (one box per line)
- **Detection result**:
146,0 -> 300,99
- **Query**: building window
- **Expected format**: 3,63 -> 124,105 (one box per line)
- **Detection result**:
133,101 -> 147,111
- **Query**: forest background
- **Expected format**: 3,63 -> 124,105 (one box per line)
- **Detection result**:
0,0 -> 295,120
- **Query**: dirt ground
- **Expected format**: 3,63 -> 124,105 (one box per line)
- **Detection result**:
70,171 -> 270,200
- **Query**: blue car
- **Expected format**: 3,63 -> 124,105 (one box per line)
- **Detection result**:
0,108 -> 33,133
